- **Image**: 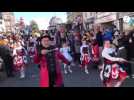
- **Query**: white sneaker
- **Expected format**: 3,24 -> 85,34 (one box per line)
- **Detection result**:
69,69 -> 72,73
114,81 -> 122,87
64,70 -> 68,74
126,75 -> 130,79
20,71 -> 25,79
132,74 -> 134,77
85,69 -> 89,74
100,70 -> 103,81
20,74 -> 25,79
132,74 -> 134,78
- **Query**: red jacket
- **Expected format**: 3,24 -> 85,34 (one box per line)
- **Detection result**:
92,44 -> 99,61
34,48 -> 70,87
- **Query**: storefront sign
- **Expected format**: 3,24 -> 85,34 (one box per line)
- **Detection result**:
87,17 -> 95,23
95,14 -> 116,24
97,12 -> 115,18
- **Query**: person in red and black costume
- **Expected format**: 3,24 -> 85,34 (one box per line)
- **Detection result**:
34,35 -> 71,87
91,39 -> 100,69
101,39 -> 127,87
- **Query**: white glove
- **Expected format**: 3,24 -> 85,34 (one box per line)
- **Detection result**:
117,58 -> 126,62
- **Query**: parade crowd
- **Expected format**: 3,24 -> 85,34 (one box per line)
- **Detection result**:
0,25 -> 134,87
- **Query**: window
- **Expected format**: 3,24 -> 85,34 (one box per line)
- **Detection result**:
68,12 -> 72,16
0,17 -> 2,19
4,16 -> 10,20
90,12 -> 92,16
85,12 -> 87,18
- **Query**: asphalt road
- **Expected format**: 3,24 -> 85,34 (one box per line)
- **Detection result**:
0,62 -> 134,87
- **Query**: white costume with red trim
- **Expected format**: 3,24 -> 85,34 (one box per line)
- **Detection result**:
80,44 -> 91,66
13,42 -> 27,71
60,47 -> 73,62
101,47 -> 127,84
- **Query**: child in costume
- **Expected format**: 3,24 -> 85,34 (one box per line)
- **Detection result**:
27,42 -> 35,63
80,40 -> 91,74
100,39 -> 127,87
91,39 -> 100,68
13,40 -> 28,79
60,42 -> 73,74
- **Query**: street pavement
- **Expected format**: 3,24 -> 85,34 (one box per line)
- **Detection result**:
62,63 -> 103,87
0,61 -> 134,87
0,63 -> 39,87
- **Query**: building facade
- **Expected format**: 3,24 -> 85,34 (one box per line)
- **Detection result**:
2,12 -> 15,32
67,12 -> 83,33
0,12 -> 6,32
49,16 -> 63,27
82,12 -> 96,31
118,12 -> 134,33
67,12 -> 82,24
83,12 -> 134,33
94,12 -> 118,32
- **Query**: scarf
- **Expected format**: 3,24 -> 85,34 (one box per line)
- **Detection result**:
44,46 -> 57,87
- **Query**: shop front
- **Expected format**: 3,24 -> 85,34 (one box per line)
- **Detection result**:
95,13 -> 117,32
123,15 -> 134,32
119,12 -> 134,32
85,17 -> 95,31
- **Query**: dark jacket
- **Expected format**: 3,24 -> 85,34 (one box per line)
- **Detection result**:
0,46 -> 13,76
102,30 -> 113,41
128,32 -> 134,58
117,46 -> 127,59
120,34 -> 134,59
96,31 -> 103,47
117,38 -> 126,58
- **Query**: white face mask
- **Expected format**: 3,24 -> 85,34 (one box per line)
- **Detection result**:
129,38 -> 132,43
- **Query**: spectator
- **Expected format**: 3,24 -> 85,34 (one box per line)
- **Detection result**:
103,28 -> 113,42
55,29 -> 67,48
96,28 -> 103,60
73,32 -> 82,64
121,31 -> 134,78
127,30 -> 134,78
0,45 -> 14,77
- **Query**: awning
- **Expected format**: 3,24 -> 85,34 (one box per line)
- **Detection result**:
95,14 -> 117,24
86,17 -> 95,23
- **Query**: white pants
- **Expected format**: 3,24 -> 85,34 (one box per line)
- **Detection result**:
64,64 -> 71,70
99,47 -> 103,58
20,67 -> 25,78
99,47 -> 103,64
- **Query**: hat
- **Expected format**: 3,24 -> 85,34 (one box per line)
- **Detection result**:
40,35 -> 52,41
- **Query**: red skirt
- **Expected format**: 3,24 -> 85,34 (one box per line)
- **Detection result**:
104,65 -> 127,84
13,61 -> 25,71
13,56 -> 25,71
81,54 -> 90,66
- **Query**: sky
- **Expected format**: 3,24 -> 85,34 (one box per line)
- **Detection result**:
14,12 -> 67,30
